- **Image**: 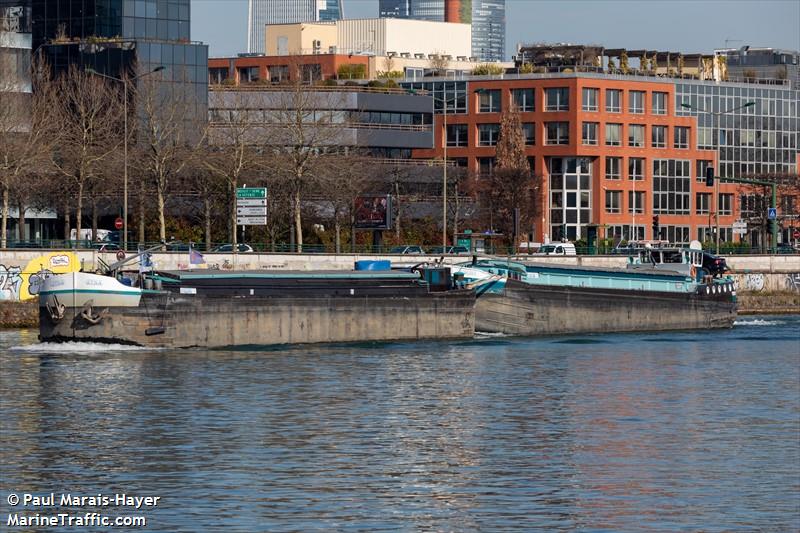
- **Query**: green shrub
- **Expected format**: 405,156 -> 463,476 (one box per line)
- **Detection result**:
471,63 -> 505,76
337,63 -> 366,79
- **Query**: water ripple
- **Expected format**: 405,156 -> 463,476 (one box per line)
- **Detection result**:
1,316 -> 798,531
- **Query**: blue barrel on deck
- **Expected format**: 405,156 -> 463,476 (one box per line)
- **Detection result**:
355,260 -> 391,271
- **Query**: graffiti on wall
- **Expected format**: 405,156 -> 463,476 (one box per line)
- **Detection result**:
0,265 -> 23,301
786,273 -> 800,292
741,273 -> 766,292
0,252 -> 79,302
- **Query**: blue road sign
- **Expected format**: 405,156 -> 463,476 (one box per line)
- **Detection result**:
768,207 -> 777,220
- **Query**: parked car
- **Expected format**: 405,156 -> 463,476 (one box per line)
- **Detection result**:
92,242 -> 121,252
388,245 -> 425,254
428,245 -> 469,255
701,252 -> 729,277
211,243 -> 254,253
532,243 -> 577,256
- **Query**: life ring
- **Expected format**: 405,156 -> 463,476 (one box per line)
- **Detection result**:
690,266 -> 696,279
116,250 -> 126,261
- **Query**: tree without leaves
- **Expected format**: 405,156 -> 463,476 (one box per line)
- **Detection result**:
204,89 -> 268,246
134,72 -> 206,246
50,65 -> 125,241
0,54 -> 58,247
264,73 -> 353,252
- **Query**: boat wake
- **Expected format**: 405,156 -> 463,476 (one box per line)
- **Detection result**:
9,342 -> 154,353
734,319 -> 787,327
474,331 -> 512,338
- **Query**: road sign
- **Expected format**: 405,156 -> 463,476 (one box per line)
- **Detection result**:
114,217 -> 124,230
794,229 -> 800,240
236,187 -> 267,199
732,220 -> 747,235
236,216 -> 267,226
236,198 -> 267,207
767,207 -> 777,220
236,206 -> 268,216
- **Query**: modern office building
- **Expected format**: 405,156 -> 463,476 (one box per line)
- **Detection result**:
403,73 -> 798,245
208,86 -> 433,160
247,0 -> 343,55
1,0 -> 31,96
31,0 -> 208,112
718,46 -> 799,89
379,0 -> 505,62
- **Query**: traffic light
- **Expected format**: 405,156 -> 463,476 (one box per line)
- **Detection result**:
705,166 -> 715,187
652,215 -> 660,238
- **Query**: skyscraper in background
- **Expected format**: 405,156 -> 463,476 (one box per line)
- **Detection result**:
378,0 -> 505,61
470,0 -> 504,62
248,0 -> 343,54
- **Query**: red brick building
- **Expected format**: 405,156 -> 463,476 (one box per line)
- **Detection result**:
411,76 -> 744,244
208,54 -> 370,85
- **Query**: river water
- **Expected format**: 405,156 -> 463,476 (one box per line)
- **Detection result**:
1,316 -> 798,532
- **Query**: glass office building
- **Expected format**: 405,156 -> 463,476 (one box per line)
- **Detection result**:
675,80 -> 799,179
32,0 -> 207,111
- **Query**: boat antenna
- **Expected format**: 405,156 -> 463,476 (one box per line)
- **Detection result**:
103,240 -> 176,276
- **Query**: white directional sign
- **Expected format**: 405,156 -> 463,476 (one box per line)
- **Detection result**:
237,206 -> 269,216
237,198 -> 267,207
732,220 -> 748,235
236,188 -> 267,225
237,216 -> 268,226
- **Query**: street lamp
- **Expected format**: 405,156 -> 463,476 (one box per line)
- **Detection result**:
408,88 -> 461,248
680,100 -> 754,254
86,65 -> 165,251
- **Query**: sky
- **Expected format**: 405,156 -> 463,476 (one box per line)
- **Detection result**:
191,0 -> 800,59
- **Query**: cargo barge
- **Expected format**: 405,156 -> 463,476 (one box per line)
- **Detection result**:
454,245 -> 737,335
39,267 -> 475,348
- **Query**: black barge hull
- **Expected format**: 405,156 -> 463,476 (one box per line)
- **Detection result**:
475,278 -> 736,335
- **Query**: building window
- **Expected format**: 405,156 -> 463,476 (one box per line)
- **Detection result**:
582,122 -> 598,145
545,122 -> 569,144
656,226 -> 691,245
697,127 -> 713,149
696,159 -> 713,183
653,159 -> 691,215
522,123 -> 535,145
582,87 -> 599,111
719,193 -> 733,215
446,123 -> 468,147
606,89 -> 621,113
608,225 -> 645,242
237,66 -> 259,83
270,65 -> 289,82
605,123 -> 622,146
512,88 -> 534,112
629,90 -> 645,114
696,193 -> 711,214
605,190 -> 621,213
478,123 -> 500,146
674,126 -> 689,149
209,67 -> 229,84
628,124 -> 644,147
652,92 -> 667,115
605,157 -> 621,180
545,87 -> 569,111
629,157 -> 644,180
629,191 -> 645,214
478,157 -> 495,175
549,157 -> 592,241
478,89 -> 501,113
652,125 -> 666,148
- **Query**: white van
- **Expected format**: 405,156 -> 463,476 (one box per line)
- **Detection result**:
533,243 -> 577,256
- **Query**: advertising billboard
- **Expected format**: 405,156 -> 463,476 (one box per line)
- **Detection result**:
354,195 -> 392,230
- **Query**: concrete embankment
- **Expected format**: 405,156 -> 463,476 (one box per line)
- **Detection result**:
0,301 -> 38,329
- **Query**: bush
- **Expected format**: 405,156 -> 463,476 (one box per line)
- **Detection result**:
471,63 -> 505,76
337,63 -> 366,80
